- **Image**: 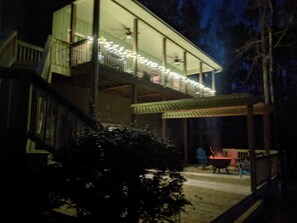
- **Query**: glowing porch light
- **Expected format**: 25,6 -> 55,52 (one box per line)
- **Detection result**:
95,36 -> 215,94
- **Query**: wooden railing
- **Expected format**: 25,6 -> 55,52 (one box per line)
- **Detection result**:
1,32 -> 212,97
255,153 -> 280,187
51,37 -> 71,70
69,39 -> 202,97
222,148 -> 277,161
0,30 -> 18,67
0,68 -> 100,152
17,40 -> 43,66
71,39 -> 91,66
36,35 -> 52,82
223,148 -> 280,192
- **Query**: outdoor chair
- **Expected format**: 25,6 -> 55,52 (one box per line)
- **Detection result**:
238,161 -> 250,177
196,147 -> 209,169
226,148 -> 239,170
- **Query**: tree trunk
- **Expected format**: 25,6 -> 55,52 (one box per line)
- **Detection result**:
259,0 -> 270,105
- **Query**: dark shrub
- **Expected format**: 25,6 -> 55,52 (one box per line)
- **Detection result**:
47,125 -> 190,222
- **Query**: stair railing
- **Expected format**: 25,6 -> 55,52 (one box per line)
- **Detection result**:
17,40 -> 43,68
0,30 -> 18,67
36,35 -> 52,82
0,68 -> 101,152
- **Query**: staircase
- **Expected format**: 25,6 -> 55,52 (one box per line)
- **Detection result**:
0,31 -> 101,217
0,30 -> 97,150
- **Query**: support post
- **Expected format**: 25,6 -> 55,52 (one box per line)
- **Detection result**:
183,119 -> 188,165
211,70 -> 216,93
70,3 -> 76,67
162,37 -> 167,87
199,61 -> 203,97
247,105 -> 256,192
263,106 -> 271,154
89,0 -> 100,118
131,18 -> 138,124
183,51 -> 187,94
70,3 -> 76,43
162,118 -> 167,139
264,105 -> 272,187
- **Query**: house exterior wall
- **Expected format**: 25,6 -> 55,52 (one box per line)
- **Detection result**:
97,92 -> 131,124
53,5 -> 93,42
51,75 -> 159,128
52,5 -> 71,42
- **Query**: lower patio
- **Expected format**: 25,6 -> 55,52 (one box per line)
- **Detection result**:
180,165 -> 251,223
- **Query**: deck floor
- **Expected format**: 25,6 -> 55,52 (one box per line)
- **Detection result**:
180,165 -> 251,223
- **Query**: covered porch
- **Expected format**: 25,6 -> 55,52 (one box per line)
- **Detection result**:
132,93 -> 282,193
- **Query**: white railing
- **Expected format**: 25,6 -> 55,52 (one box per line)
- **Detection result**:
17,40 -> 43,65
0,30 -> 18,67
51,38 -> 71,69
70,37 -> 215,97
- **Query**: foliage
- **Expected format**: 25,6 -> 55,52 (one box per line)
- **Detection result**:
47,125 -> 190,222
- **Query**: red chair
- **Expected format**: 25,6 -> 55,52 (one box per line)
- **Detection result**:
226,148 -> 239,170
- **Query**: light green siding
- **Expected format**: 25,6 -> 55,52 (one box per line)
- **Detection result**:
52,5 -> 71,41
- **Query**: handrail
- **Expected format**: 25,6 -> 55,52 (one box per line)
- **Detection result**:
222,148 -> 280,192
0,30 -> 18,67
0,68 -> 101,152
51,37 -> 71,68
255,153 -> 280,188
50,37 -> 71,76
17,40 -> 43,66
222,148 -> 278,161
69,38 -> 210,97
36,35 -> 52,82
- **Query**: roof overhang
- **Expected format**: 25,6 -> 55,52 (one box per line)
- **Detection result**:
72,0 -> 222,75
131,93 -> 270,119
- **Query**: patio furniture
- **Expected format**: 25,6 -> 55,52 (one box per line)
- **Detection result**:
226,148 -> 239,170
196,147 -> 209,169
238,161 -> 250,178
209,156 -> 231,174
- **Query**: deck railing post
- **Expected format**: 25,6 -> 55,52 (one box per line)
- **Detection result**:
247,104 -> 256,192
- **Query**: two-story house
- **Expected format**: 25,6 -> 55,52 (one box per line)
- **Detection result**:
0,1 -> 281,210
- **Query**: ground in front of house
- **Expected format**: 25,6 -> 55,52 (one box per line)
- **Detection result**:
181,164 -> 251,223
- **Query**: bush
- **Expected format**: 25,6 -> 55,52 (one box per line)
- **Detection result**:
47,125 -> 190,222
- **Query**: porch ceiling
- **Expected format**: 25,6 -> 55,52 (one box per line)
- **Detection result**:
131,93 -> 268,118
98,69 -> 187,102
74,0 -> 222,75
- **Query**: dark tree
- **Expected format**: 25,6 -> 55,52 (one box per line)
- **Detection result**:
139,0 -> 203,43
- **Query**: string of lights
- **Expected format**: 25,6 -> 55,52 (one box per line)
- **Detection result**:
87,36 -> 216,96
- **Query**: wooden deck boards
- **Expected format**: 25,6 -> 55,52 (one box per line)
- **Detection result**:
180,165 -> 251,223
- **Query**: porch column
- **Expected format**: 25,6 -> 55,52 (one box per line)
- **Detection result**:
162,37 -> 167,87
131,18 -> 139,124
199,61 -> 203,97
162,118 -> 167,138
161,95 -> 167,138
69,3 -> 76,67
263,105 -> 271,154
70,3 -> 77,43
211,70 -> 216,93
90,0 -> 100,118
264,105 -> 272,187
247,104 -> 256,192
183,119 -> 188,165
183,51 -> 187,94
198,62 -> 204,145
